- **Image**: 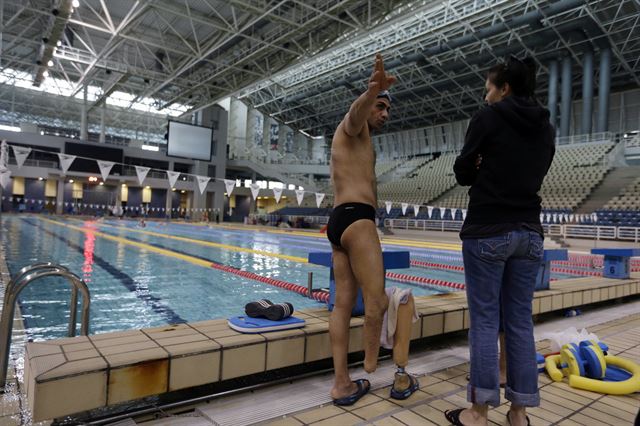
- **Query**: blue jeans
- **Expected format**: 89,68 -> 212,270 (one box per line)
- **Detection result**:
463,230 -> 543,407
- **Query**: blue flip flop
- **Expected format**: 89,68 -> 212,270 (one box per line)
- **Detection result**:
332,379 -> 370,406
390,373 -> 419,400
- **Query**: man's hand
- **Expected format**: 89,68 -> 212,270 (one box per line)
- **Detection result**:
368,53 -> 396,92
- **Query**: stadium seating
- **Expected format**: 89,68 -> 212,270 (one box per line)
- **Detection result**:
435,142 -> 614,211
377,153 -> 458,206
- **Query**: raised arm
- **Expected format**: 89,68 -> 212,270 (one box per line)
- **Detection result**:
343,53 -> 396,137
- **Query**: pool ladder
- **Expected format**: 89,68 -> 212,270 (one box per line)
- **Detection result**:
0,263 -> 90,391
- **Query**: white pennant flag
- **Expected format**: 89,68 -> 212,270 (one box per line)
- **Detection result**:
224,179 -> 236,197
401,202 -> 408,215
295,189 -> 305,206
462,209 -> 467,220
57,153 -> 76,174
135,166 -> 150,185
427,206 -> 434,219
540,213 -> 544,223
196,176 -> 210,194
11,146 -> 31,169
563,214 -> 569,222
250,182 -> 260,200
413,204 -> 420,217
97,160 -> 114,181
592,213 -> 598,222
166,171 -> 180,188
0,170 -> 11,189
385,201 -> 392,214
272,187 -> 283,203
569,214 -> 574,222
552,213 -> 558,222
546,213 -> 550,223
315,192 -> 325,208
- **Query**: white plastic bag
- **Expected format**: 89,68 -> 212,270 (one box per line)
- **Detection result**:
541,327 -> 599,352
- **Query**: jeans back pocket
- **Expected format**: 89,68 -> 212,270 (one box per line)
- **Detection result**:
527,233 -> 544,260
478,236 -> 509,261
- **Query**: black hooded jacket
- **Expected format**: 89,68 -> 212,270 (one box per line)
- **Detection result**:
454,96 -> 555,237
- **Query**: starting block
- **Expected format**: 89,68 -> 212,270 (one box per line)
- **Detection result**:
591,248 -> 640,279
308,251 -> 410,316
535,249 -> 568,291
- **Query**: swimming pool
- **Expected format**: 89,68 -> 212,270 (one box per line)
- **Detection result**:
0,215 -> 591,340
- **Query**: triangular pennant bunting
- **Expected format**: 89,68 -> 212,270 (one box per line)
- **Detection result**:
224,179 -> 236,196
167,171 -> 180,188
57,154 -> 76,174
385,201 -> 392,214
427,206 -> 433,219
413,204 -> 420,217
0,170 -> 11,189
135,166 -> 150,185
315,192 -> 325,208
295,189 -> 305,206
272,187 -> 283,203
196,176 -> 211,194
401,202 -> 408,215
11,146 -> 31,169
97,160 -> 114,181
250,182 -> 260,200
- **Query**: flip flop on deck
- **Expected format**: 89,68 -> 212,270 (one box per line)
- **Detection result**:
332,378 -> 370,406
390,373 -> 419,400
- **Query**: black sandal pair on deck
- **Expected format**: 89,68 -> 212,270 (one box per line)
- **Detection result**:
244,299 -> 293,321
444,408 -> 530,425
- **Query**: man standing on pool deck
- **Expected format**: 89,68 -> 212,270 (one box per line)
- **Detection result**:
326,53 -> 398,405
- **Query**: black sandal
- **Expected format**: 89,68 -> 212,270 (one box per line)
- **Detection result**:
506,410 -> 531,426
444,408 -> 467,426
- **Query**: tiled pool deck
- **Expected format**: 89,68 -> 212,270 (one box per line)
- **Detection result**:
8,271 -> 639,424
254,312 -> 640,426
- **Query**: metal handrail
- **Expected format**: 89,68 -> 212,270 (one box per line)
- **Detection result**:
0,264 -> 90,390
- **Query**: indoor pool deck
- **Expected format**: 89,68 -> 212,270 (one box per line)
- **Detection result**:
15,272 -> 640,423
253,312 -> 640,426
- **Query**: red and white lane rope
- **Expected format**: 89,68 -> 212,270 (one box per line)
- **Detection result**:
386,271 -> 465,290
209,262 -> 330,303
410,259 -> 464,272
549,267 -> 603,277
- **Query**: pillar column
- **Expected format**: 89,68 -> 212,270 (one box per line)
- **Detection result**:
581,50 -> 594,135
80,86 -> 88,140
560,56 -> 572,138
597,47 -> 611,133
547,60 -> 559,129
56,179 -> 64,215
99,102 -> 106,143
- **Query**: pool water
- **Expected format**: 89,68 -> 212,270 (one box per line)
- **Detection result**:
0,216 -> 589,340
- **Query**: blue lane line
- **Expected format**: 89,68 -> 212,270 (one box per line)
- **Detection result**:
23,218 -> 186,325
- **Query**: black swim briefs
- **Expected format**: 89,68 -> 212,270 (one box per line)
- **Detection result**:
327,202 -> 376,247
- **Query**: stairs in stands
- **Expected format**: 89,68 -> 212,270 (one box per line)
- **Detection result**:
575,166 -> 640,214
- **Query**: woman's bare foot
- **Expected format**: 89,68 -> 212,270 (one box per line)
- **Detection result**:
458,407 -> 489,426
